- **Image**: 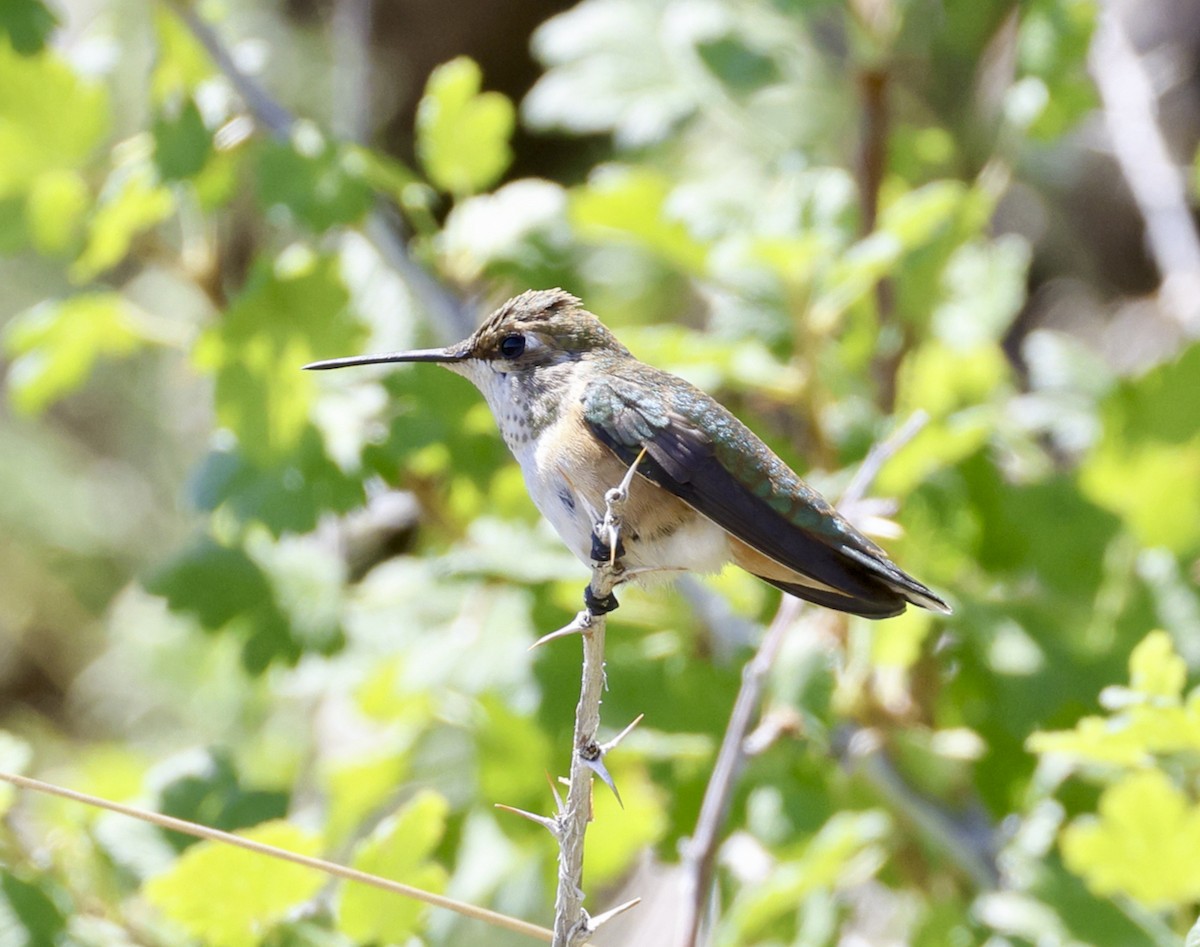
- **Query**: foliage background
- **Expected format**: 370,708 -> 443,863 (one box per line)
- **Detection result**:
1,0 -> 1200,944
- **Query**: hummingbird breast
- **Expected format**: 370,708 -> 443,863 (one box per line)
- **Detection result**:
526,397 -> 732,576
453,358 -> 732,576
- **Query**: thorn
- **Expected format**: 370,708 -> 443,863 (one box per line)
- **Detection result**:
579,742 -> 623,809
585,897 -> 642,932
494,804 -> 560,836
599,713 -> 644,755
528,613 -> 590,650
544,771 -> 565,814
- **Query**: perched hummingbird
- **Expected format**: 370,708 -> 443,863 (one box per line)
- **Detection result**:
306,289 -> 949,619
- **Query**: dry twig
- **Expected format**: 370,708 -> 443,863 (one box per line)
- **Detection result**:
676,411 -> 930,947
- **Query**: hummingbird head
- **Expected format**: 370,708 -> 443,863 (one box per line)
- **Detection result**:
303,289 -> 630,380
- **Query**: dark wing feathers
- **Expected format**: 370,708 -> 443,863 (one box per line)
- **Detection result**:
582,372 -> 948,619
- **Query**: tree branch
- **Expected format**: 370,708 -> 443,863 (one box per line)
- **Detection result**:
1089,7 -> 1200,337
675,411 -> 929,947
162,0 -> 475,341
511,454 -> 647,945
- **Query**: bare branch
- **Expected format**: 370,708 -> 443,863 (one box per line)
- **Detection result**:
0,770 -> 554,943
161,0 -> 475,341
1090,8 -> 1200,336
676,411 -> 930,947
551,453 -> 644,946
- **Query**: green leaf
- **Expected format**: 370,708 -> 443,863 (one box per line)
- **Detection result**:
337,790 -> 449,942
194,249 -> 362,466
416,56 -> 514,197
25,168 -> 89,253
189,432 -> 366,536
0,40 -> 109,197
0,872 -> 70,946
257,126 -> 373,230
0,0 -> 58,55
696,34 -> 779,94
71,165 -> 174,282
144,821 -> 324,947
526,0 -> 697,146
145,535 -> 340,673
1081,341 -> 1200,555
153,97 -> 213,181
151,10 -> 213,102
2,293 -> 145,414
722,810 -> 891,939
1128,630 -> 1187,699
570,165 -> 708,273
156,749 -> 290,853
1061,770 -> 1200,908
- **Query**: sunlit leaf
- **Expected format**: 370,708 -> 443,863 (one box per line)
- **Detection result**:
416,57 -> 514,197
1081,341 -> 1200,554
143,821 -> 324,947
257,126 -> 373,230
0,40 -> 109,197
1061,770 -> 1200,907
570,165 -> 708,273
194,249 -> 362,466
71,166 -> 174,282
337,790 -> 449,942
2,293 -> 144,414
25,168 -> 89,253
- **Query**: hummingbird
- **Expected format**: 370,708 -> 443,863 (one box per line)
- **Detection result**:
305,289 -> 949,619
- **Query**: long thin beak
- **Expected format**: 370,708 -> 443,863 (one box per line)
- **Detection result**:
303,347 -> 467,371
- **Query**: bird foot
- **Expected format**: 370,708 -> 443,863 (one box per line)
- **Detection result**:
584,585 -> 620,615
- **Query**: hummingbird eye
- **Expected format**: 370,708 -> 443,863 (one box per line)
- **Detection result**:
499,334 -> 526,359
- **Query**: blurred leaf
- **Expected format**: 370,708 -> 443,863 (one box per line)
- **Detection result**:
1128,629 -> 1187,699
154,97 -> 213,181
722,810 -> 891,939
146,535 -> 339,673
1081,342 -> 1200,555
0,731 -> 31,815
0,872 -> 70,946
2,293 -> 145,414
437,178 -> 569,283
151,10 -> 213,102
585,761 -> 669,887
0,40 -> 109,197
1029,630 -> 1200,769
1061,770 -> 1200,908
0,0 -> 57,54
71,166 -> 174,282
526,0 -> 697,146
1018,0 -> 1098,139
143,821 -> 324,947
190,432 -> 366,536
571,165 -> 708,273
257,126 -> 373,230
337,790 -> 449,942
696,33 -> 779,94
25,168 -> 89,253
416,57 -> 514,197
156,749 -> 290,853
194,249 -> 363,466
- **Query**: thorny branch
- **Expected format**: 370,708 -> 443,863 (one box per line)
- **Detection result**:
515,455 -> 646,946
676,411 -> 933,947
